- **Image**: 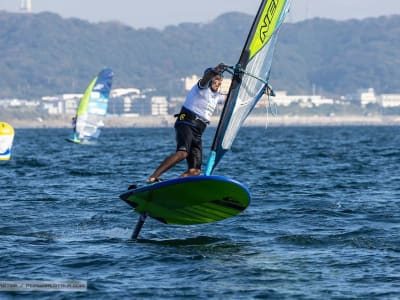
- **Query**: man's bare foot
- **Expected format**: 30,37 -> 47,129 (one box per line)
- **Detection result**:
146,177 -> 162,184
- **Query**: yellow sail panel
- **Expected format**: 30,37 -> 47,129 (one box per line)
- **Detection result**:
77,77 -> 97,116
249,0 -> 287,60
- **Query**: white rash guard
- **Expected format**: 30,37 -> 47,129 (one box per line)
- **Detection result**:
182,82 -> 224,122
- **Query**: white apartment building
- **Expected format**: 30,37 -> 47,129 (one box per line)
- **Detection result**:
151,96 -> 168,115
270,91 -> 334,107
379,94 -> 400,107
358,88 -> 377,107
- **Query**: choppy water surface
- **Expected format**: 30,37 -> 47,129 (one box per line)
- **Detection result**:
1,126 -> 399,299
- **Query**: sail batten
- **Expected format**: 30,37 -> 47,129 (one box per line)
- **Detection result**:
205,0 -> 290,175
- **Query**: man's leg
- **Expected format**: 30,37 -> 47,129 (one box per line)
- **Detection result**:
147,150 -> 187,183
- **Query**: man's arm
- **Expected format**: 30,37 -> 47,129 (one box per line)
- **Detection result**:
199,63 -> 226,88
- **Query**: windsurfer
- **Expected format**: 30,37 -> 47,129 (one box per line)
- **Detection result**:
72,116 -> 77,137
145,63 -> 226,184
72,116 -> 77,128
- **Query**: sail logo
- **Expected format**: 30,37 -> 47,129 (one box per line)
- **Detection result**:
93,83 -> 105,92
259,0 -> 278,43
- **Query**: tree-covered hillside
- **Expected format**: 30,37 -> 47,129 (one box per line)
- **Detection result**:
0,11 -> 399,99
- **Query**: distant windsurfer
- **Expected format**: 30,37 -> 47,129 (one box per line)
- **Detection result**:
145,63 -> 226,184
71,116 -> 77,139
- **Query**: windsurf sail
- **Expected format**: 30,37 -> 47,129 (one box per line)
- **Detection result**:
205,0 -> 291,175
71,67 -> 113,142
0,122 -> 15,160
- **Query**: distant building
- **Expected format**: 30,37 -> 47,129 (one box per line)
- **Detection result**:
3,83 -> 400,117
41,97 -> 63,115
129,97 -> 151,115
379,94 -> 400,107
151,96 -> 168,115
358,88 -> 377,107
41,94 -> 80,115
108,89 -> 146,115
20,0 -> 32,13
184,75 -> 199,91
272,91 -> 335,107
0,98 -> 30,107
220,78 -> 231,95
111,88 -> 140,98
168,96 -> 185,114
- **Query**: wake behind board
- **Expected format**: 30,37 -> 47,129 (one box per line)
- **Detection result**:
119,175 -> 251,225
65,136 -> 97,145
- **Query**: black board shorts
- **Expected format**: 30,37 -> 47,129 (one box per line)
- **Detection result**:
174,121 -> 205,170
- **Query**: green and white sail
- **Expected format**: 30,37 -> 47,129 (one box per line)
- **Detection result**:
71,68 -> 113,143
206,0 -> 291,175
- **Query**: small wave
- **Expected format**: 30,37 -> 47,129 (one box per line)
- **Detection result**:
137,235 -> 224,246
68,169 -> 113,176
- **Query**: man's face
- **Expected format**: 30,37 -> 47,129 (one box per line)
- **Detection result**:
210,75 -> 223,92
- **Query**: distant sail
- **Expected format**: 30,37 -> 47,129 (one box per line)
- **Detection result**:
0,122 -> 15,160
205,0 -> 291,175
70,68 -> 113,143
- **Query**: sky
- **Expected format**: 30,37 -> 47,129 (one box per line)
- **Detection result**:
1,0 -> 400,29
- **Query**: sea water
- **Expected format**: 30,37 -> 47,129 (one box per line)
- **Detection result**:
0,126 -> 399,299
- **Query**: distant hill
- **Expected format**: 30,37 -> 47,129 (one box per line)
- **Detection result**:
0,11 -> 399,99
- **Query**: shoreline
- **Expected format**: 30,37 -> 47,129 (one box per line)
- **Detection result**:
3,115 -> 400,128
